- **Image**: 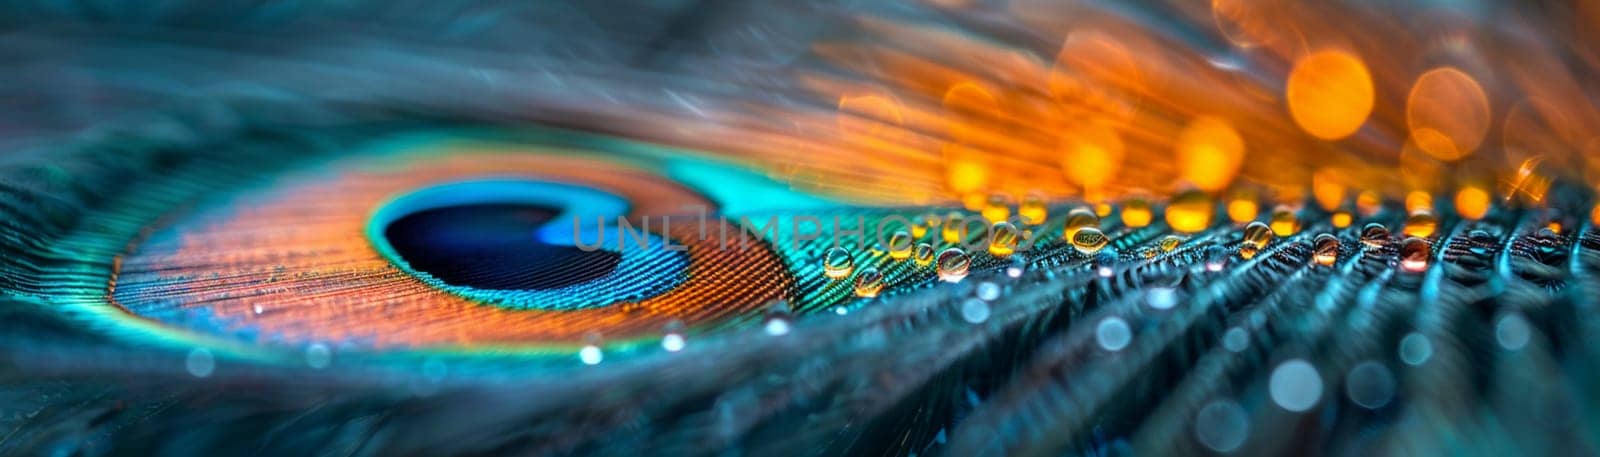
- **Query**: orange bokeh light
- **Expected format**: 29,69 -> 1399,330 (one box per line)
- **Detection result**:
1287,50 -> 1375,140
1406,67 -> 1491,161
1177,116 -> 1246,192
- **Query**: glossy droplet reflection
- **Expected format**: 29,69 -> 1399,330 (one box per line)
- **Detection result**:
1269,207 -> 1299,236
1071,227 -> 1110,254
1360,223 -> 1389,249
913,242 -> 935,266
1399,237 -> 1430,272
868,242 -> 887,257
1403,211 -> 1437,238
941,212 -> 966,243
888,230 -> 913,260
989,221 -> 1019,257
823,247 -> 854,280
937,247 -> 971,282
1165,189 -> 1214,233
1121,196 -> 1153,227
982,193 -> 1010,222
1241,221 -> 1273,249
1063,207 -> 1099,239
1239,221 -> 1273,259
1313,234 -> 1339,267
912,214 -> 935,238
1159,234 -> 1183,252
853,267 -> 884,298
1019,192 -> 1048,225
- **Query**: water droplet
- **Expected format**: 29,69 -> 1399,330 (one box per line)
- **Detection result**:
1121,196 -> 1153,227
1063,207 -> 1100,239
1402,211 -> 1437,238
1399,332 -> 1433,365
662,320 -> 687,352
913,242 -> 935,266
888,231 -> 914,260
1495,312 -> 1532,351
1360,223 -> 1390,249
1269,206 -> 1300,236
305,343 -> 332,369
1236,221 -> 1271,261
1241,221 -> 1273,248
960,298 -> 990,324
1222,327 -> 1250,352
868,242 -> 887,257
185,348 -> 215,378
988,221 -> 1020,257
1194,400 -> 1249,453
937,248 -> 970,283
1098,266 -> 1115,278
1166,189 -> 1214,233
941,212 -> 967,244
853,267 -> 884,298
1269,359 -> 1324,412
1096,317 -> 1132,351
823,247 -> 854,280
1345,361 -> 1395,409
1159,235 -> 1184,252
1399,237 -> 1430,272
982,193 -> 1011,222
1313,234 -> 1339,267
1019,192 -> 1048,225
1071,227 -> 1110,254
